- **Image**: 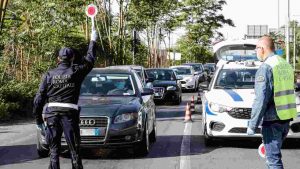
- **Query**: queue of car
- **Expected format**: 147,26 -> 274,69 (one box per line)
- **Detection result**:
36,39 -> 300,157
36,62 -> 209,157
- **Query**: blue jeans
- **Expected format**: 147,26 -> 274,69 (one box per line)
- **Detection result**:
262,122 -> 289,169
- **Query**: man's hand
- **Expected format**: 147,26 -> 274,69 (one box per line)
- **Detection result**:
247,127 -> 255,135
91,30 -> 97,41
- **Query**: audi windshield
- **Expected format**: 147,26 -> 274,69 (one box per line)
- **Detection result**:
80,74 -> 135,96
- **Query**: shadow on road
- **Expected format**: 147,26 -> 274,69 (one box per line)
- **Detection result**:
201,137 -> 300,149
0,144 -> 38,166
77,135 -> 216,160
0,119 -> 34,126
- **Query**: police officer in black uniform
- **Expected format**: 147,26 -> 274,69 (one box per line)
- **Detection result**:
33,30 -> 97,169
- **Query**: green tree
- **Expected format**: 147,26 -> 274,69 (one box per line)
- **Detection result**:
0,0 -> 89,119
127,0 -> 181,67
176,0 -> 234,63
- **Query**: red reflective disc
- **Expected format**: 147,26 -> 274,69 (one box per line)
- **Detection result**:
86,4 -> 98,18
261,145 -> 265,155
88,7 -> 96,15
258,143 -> 266,158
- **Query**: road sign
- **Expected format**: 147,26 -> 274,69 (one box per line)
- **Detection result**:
86,4 -> 98,18
258,143 -> 266,158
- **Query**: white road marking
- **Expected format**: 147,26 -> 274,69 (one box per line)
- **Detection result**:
179,122 -> 192,169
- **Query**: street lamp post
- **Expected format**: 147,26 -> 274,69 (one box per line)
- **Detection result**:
278,0 -> 280,31
132,28 -> 136,65
286,0 -> 290,63
292,15 -> 300,70
294,20 -> 296,70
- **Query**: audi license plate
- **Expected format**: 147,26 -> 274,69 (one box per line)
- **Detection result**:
80,128 -> 102,136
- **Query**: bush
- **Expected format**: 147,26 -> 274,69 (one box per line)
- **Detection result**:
0,99 -> 10,120
0,80 -> 39,120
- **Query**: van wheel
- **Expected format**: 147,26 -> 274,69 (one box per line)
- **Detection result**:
204,124 -> 214,147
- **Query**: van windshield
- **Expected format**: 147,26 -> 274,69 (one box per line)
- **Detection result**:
214,69 -> 257,89
218,45 -> 258,61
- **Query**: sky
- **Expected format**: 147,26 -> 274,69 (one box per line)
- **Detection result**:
219,0 -> 300,40
111,0 -> 300,47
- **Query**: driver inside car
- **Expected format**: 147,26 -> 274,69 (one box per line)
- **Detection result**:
225,72 -> 237,86
107,78 -> 134,95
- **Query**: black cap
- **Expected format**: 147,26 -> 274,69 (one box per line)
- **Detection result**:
58,47 -> 74,61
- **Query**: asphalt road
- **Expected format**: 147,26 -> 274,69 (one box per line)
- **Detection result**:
1,91 -> 300,169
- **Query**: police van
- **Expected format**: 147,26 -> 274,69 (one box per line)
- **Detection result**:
202,39 -> 300,145
202,60 -> 261,143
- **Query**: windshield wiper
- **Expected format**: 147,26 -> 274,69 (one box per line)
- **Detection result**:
236,86 -> 254,89
214,85 -> 235,89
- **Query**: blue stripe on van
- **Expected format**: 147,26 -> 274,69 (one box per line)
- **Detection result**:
224,89 -> 243,102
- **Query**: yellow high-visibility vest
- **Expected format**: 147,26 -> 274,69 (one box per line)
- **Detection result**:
265,55 -> 297,120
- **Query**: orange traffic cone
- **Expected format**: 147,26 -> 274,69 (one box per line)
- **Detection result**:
184,103 -> 193,123
190,96 -> 195,114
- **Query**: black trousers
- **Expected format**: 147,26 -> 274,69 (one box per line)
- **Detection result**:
45,112 -> 83,169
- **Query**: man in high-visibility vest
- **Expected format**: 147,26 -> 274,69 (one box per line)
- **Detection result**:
247,36 -> 297,169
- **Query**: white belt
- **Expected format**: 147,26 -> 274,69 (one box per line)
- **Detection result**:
48,102 -> 78,110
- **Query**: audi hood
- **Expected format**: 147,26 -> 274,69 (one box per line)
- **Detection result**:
205,89 -> 255,108
78,96 -> 140,117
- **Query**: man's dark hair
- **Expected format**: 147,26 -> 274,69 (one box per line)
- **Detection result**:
58,47 -> 74,61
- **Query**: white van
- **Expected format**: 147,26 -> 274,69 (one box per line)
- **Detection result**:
202,39 -> 300,145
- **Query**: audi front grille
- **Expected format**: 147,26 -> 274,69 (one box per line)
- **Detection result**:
62,116 -> 109,144
80,117 -> 108,127
227,108 -> 252,119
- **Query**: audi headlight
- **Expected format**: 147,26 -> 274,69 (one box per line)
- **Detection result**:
209,102 -> 232,113
114,113 -> 137,124
167,86 -> 176,90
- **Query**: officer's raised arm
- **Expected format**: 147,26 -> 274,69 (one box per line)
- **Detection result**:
78,30 -> 98,75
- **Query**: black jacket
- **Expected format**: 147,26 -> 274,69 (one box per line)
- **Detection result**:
33,41 -> 96,124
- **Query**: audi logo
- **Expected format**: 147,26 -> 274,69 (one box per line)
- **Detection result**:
80,119 -> 96,126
